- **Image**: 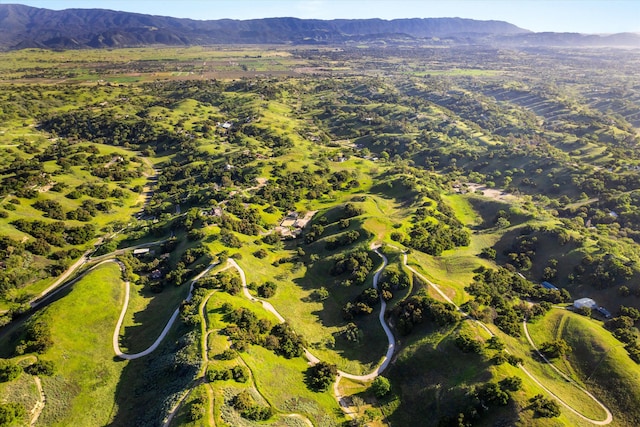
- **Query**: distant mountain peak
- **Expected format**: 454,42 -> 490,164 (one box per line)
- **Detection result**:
0,4 -> 637,50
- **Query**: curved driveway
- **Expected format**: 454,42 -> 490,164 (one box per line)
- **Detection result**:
228,247 -> 396,382
522,318 -> 613,425
31,239 -> 613,425
401,250 -> 612,425
113,261 -> 219,360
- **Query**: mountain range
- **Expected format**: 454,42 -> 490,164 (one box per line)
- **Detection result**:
0,3 -> 638,50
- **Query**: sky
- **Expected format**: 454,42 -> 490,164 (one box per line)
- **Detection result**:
7,0 -> 640,34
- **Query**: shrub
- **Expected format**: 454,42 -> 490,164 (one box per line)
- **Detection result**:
253,248 -> 268,258
539,339 -> 570,359
307,361 -> 337,391
529,394 -> 561,418
24,360 -> 55,376
343,323 -> 362,343
486,336 -> 505,351
188,398 -> 205,421
232,390 -> 272,420
0,360 -> 22,382
477,382 -> 509,406
499,376 -> 522,391
262,233 -> 280,245
311,287 -> 329,301
480,247 -> 497,259
16,317 -> 53,355
218,349 -> 236,360
371,376 -> 391,398
231,365 -> 249,383
455,332 -> 482,353
0,403 -> 26,426
257,281 -> 277,298
506,354 -> 523,366
492,352 -> 507,365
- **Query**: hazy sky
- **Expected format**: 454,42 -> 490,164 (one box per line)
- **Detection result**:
9,0 -> 640,33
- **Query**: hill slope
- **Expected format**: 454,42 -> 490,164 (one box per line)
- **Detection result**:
0,3 -> 528,50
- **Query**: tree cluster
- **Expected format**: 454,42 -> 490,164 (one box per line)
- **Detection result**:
465,267 -> 565,336
330,250 -> 374,286
392,290 -> 461,335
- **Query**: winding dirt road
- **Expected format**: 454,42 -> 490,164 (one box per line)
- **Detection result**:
402,250 -> 613,425
522,318 -> 613,425
29,376 -> 45,427
26,239 -> 613,426
113,261 -> 219,360
228,246 -> 396,382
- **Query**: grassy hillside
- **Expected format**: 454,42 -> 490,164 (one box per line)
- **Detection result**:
528,309 -> 640,426
1,44 -> 640,426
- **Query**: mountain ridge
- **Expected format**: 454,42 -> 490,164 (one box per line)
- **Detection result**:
0,3 -> 638,50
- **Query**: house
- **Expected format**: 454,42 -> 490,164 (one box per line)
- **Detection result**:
541,281 -> 559,290
573,298 -> 597,309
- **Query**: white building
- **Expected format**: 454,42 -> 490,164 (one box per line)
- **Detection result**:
573,298 -> 597,309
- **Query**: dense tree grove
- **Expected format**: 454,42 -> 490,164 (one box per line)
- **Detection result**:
218,304 -> 305,359
331,250 -> 375,286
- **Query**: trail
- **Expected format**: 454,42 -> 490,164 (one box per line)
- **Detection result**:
18,235 -> 613,426
29,376 -> 45,427
401,249 -> 612,425
228,247 -> 396,421
161,288 -> 219,427
163,268 -> 314,427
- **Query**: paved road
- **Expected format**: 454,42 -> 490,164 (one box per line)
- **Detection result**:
30,239 -> 168,309
24,238 -> 613,426
30,252 -> 90,308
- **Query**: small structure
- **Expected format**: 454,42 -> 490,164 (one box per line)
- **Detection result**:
596,307 -> 612,319
280,212 -> 299,228
541,281 -> 559,290
573,298 -> 597,310
276,211 -> 317,239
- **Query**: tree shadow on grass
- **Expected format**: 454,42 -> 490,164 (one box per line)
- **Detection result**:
106,322 -> 198,427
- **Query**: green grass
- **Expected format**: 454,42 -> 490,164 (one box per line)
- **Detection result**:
204,291 -> 344,425
384,320 -> 500,424
33,262 -> 127,426
0,371 -> 39,425
527,309 -> 640,426
242,345 -> 344,425
118,272 -> 193,354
